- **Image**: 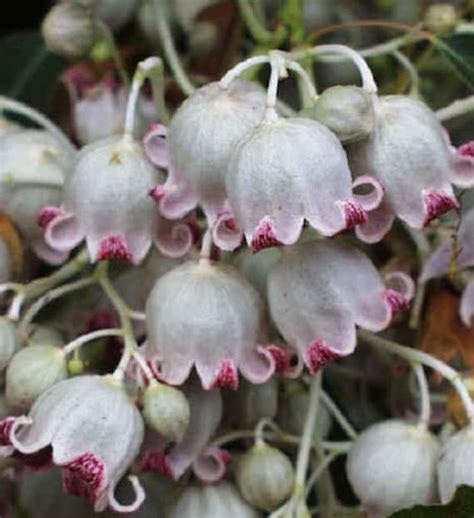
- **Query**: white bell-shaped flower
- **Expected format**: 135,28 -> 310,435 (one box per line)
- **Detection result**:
168,481 -> 261,518
347,419 -> 440,516
146,259 -> 284,389
438,426 -> 474,503
227,116 -> 382,252
1,375 -> 145,513
268,240 -> 414,373
347,95 -> 474,243
145,81 -> 266,249
0,129 -> 74,264
44,135 -> 193,264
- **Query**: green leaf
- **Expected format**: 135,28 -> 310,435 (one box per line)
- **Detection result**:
0,31 -> 67,112
390,485 -> 474,518
432,32 -> 474,90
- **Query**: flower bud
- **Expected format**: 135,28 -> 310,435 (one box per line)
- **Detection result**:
438,426 -> 474,503
424,3 -> 458,34
0,317 -> 21,372
41,2 -> 96,59
346,420 -> 440,516
142,381 -> 190,443
303,85 -> 375,143
237,442 -> 294,512
168,481 -> 260,518
5,345 -> 68,412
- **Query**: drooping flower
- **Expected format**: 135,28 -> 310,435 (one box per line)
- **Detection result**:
347,95 -> 474,243
145,259 -> 287,389
268,240 -> 415,373
145,81 -> 267,250
0,375 -> 145,513
226,115 -> 383,252
0,129 -> 74,264
437,426 -> 474,503
43,135 -> 193,264
62,66 -> 129,145
347,419 -> 440,516
168,481 -> 261,518
421,207 -> 474,327
136,381 -> 227,482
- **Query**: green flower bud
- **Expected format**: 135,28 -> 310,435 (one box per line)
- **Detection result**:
424,4 -> 458,34
237,442 -> 295,512
28,325 -> 64,347
68,357 -> 85,376
41,2 -> 96,59
0,317 -> 21,372
142,381 -> 190,443
303,85 -> 375,143
5,345 -> 68,412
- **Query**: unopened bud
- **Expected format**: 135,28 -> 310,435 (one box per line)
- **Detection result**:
68,357 -> 85,376
41,2 -> 96,59
424,4 -> 458,34
142,380 -> 190,443
0,317 -> 21,372
237,441 -> 295,512
303,85 -> 375,143
5,345 -> 68,412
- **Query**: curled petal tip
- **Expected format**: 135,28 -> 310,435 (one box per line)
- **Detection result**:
211,359 -> 239,390
107,475 -> 146,514
305,339 -> 342,374
341,201 -> 367,229
423,190 -> 459,226
0,417 -> 14,446
148,185 -> 166,204
96,235 -> 133,262
62,452 -> 104,504
384,288 -> 410,313
136,449 -> 174,479
266,345 -> 290,373
36,206 -> 64,229
250,218 -> 282,253
458,141 -> 474,158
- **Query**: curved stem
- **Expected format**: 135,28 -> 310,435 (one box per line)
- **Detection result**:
304,452 -> 338,498
18,276 -> 95,338
24,248 -> 89,302
154,0 -> 195,96
0,96 -> 75,152
393,50 -> 420,96
320,390 -> 358,440
296,371 -> 322,489
94,20 -> 129,86
359,330 -> 474,426
63,328 -> 124,355
219,55 -> 270,89
237,0 -> 283,44
199,229 -> 213,261
436,95 -> 474,122
413,362 -> 431,429
123,57 -> 165,138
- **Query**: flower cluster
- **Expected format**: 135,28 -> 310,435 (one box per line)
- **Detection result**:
1,2 -> 474,516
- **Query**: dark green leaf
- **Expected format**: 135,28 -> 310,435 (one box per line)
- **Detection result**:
390,485 -> 474,518
432,32 -> 474,90
0,31 -> 67,112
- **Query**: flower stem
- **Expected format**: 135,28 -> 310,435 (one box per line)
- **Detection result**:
413,362 -> 431,429
0,96 -> 75,152
436,95 -> 474,122
63,328 -> 124,355
358,330 -> 474,426
18,276 -> 95,338
237,0 -> 285,44
154,0 -> 195,96
123,57 -> 165,138
320,390 -> 357,440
